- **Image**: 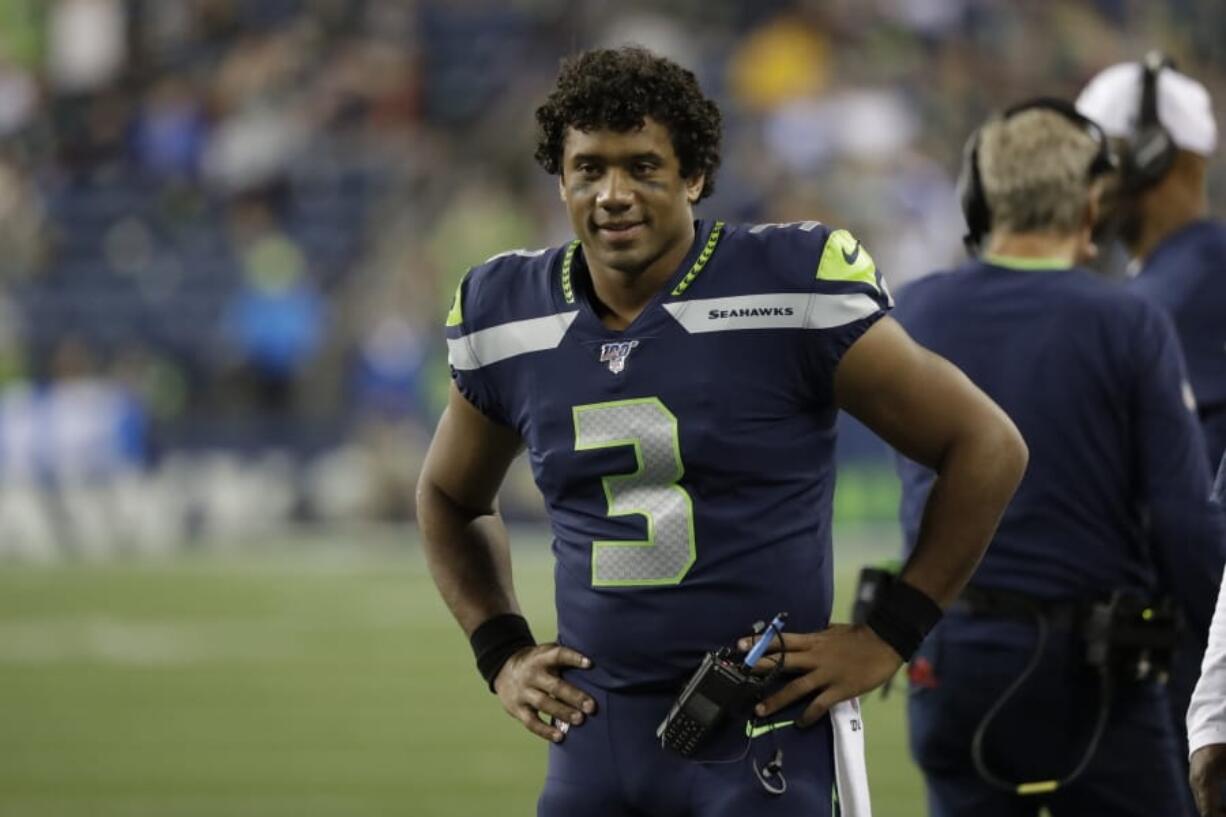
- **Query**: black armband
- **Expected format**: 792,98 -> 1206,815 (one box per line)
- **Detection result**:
470,613 -> 536,692
865,578 -> 943,662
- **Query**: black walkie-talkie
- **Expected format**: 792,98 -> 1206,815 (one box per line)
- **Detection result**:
656,648 -> 763,756
657,613 -> 786,757
1084,591 -> 1181,683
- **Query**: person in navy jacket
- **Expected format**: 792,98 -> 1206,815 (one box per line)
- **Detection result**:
1078,57 -> 1226,815
1077,54 -> 1226,474
893,99 -> 1226,817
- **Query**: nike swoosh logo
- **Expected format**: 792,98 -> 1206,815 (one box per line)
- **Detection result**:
746,719 -> 794,739
842,241 -> 861,266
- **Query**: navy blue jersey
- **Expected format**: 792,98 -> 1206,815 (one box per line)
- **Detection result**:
893,258 -> 1226,638
445,220 -> 890,691
1128,219 -> 1226,469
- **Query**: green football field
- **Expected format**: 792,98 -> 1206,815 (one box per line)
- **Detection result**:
0,526 -> 925,816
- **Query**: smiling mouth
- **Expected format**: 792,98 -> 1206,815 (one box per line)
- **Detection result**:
597,222 -> 645,240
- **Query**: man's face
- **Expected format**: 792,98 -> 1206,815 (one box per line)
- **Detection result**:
558,118 -> 704,277
1093,174 -> 1148,254
1115,195 -> 1147,252
1088,167 -> 1127,244
1087,143 -> 1144,253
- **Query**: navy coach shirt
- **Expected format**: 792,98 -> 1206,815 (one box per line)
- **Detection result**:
893,255 -> 1226,639
1129,219 -> 1226,472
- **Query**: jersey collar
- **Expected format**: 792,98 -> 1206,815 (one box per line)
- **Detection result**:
561,219 -> 720,305
982,253 -> 1073,271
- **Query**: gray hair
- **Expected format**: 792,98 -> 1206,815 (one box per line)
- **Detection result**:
978,108 -> 1101,235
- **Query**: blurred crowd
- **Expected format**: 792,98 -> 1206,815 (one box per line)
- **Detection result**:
1,0 -> 1224,554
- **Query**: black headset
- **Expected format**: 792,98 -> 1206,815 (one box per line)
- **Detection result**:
1123,51 -> 1178,192
958,97 -> 1117,255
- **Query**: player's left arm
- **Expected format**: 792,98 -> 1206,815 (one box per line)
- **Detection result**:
752,316 -> 1028,725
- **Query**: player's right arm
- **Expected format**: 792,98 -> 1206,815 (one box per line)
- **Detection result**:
416,383 -> 596,743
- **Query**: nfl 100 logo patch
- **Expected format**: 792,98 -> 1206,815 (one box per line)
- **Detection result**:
599,340 -> 639,374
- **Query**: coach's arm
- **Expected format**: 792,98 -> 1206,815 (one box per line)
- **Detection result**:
416,383 -> 596,743
752,316 -> 1028,726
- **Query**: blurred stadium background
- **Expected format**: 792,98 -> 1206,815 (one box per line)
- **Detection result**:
0,1 -> 1223,814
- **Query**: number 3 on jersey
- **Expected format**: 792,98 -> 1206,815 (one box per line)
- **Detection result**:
572,398 -> 696,587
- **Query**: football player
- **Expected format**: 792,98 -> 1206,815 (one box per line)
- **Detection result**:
417,46 -> 1027,817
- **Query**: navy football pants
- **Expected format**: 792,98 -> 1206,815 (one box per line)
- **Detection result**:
908,614 -> 1195,817
538,676 -> 836,817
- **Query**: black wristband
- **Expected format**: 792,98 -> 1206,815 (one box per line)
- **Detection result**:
470,613 -> 536,692
865,578 -> 943,662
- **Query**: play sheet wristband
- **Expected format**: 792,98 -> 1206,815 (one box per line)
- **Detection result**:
471,613 -> 536,691
865,578 -> 942,662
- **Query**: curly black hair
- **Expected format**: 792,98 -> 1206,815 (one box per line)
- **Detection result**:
534,47 -> 723,201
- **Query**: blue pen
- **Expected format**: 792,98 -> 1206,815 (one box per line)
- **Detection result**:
743,612 -> 788,669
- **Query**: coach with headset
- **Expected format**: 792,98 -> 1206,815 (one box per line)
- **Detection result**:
890,98 -> 1226,816
1077,53 -> 1226,474
1076,55 -> 1226,816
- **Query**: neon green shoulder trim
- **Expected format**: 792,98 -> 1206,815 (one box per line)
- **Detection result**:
817,229 -> 878,290
445,278 -> 464,327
